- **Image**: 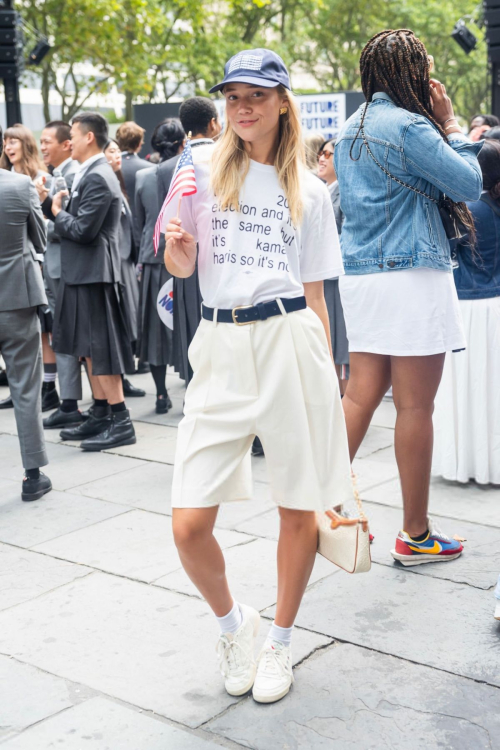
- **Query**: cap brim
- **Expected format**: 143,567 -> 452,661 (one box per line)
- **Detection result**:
209,76 -> 282,94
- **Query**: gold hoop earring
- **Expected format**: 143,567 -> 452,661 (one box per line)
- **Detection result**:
279,107 -> 288,115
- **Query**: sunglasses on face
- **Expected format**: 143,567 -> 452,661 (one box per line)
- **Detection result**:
317,149 -> 334,161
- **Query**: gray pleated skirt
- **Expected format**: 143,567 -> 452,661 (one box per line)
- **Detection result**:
173,269 -> 203,383
137,263 -> 173,367
121,258 -> 140,343
52,281 -> 134,376
324,278 -> 350,375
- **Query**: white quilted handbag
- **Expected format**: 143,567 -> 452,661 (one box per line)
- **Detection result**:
316,473 -> 371,574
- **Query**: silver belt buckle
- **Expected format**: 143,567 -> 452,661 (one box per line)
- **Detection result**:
232,305 -> 256,326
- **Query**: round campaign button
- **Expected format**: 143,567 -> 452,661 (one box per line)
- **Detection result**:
157,277 -> 174,330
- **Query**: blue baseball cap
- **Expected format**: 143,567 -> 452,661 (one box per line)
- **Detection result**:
209,48 -> 291,94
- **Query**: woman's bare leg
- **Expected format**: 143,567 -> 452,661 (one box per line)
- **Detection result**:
42,333 -> 56,365
172,506 -> 233,617
391,354 -> 445,538
342,353 -> 392,461
274,508 -> 318,627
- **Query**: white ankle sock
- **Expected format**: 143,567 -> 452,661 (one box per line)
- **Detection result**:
266,622 -> 293,648
216,600 -> 243,634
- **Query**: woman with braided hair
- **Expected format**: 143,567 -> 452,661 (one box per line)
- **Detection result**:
334,29 -> 483,566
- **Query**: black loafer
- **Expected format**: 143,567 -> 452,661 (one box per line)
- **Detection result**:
0,369 -> 8,387
0,395 -> 13,409
41,386 -> 60,412
43,407 -> 84,429
81,409 -> 136,451
60,408 -> 111,441
155,394 -> 173,414
21,472 -> 52,502
251,436 -> 265,457
123,378 -> 146,398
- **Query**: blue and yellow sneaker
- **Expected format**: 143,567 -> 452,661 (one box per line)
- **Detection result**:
391,517 -> 464,566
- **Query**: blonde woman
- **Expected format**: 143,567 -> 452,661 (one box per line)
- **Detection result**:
163,49 -> 352,704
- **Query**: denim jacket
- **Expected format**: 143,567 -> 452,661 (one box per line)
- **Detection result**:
334,92 -> 483,275
453,194 -> 500,300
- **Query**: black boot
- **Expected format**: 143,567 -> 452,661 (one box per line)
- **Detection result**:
60,407 -> 111,441
42,382 -> 60,412
155,394 -> 173,414
43,407 -> 83,429
123,377 -> 146,398
136,361 -> 150,374
80,409 -> 136,451
0,394 -> 13,409
21,472 -> 52,502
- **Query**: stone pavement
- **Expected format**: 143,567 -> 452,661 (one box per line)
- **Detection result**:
1,370 -> 500,749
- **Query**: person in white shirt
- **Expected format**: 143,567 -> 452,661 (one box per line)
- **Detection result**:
163,48 -> 352,704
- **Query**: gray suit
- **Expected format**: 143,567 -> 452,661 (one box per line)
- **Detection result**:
135,166 -> 164,264
121,152 -> 150,246
43,159 -> 82,400
0,170 -> 48,469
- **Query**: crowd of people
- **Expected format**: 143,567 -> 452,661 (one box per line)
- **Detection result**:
1,28 -> 499,703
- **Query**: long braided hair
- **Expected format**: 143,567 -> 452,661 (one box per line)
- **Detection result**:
351,29 -> 475,242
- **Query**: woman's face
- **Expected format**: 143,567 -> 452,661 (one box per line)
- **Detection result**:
470,116 -> 485,130
105,142 -> 122,172
3,137 -> 23,168
317,142 -> 336,184
224,83 -> 286,145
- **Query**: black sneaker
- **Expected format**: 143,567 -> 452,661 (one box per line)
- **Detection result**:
155,394 -> 173,414
21,472 -> 52,502
80,409 -> 136,451
0,395 -> 13,409
123,378 -> 146,398
43,407 -> 84,429
251,436 -> 265,457
42,384 -> 60,412
60,408 -> 111,441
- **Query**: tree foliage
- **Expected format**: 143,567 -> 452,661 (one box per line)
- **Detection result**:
17,0 -> 490,122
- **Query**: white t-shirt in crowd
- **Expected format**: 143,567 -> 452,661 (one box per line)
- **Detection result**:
177,146 -> 344,309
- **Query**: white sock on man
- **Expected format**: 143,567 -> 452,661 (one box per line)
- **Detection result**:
216,600 -> 243,634
266,621 -> 293,648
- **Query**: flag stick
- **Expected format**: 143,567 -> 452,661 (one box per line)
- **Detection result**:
176,194 -> 182,219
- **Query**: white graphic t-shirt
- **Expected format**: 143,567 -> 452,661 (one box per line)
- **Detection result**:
178,146 -> 344,309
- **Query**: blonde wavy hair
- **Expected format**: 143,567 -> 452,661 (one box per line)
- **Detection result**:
210,85 -> 305,226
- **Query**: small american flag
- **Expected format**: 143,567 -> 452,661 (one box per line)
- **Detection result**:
153,139 -> 198,255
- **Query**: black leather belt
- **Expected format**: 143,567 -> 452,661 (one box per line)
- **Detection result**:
202,296 -> 307,326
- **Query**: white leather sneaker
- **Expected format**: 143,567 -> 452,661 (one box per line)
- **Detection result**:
495,600 -> 500,621
216,603 -> 260,696
252,640 -> 294,703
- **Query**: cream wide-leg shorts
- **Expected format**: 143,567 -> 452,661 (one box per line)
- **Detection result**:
171,306 -> 353,512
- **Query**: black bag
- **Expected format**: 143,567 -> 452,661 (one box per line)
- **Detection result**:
360,121 -> 468,241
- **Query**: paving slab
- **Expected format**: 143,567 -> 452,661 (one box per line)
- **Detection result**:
364,502 -> 500,589
0,487 -> 129,549
0,655 -> 88,742
126,391 -> 185,428
99,421 -> 178,464
371,398 -> 397,429
207,643 -> 500,750
1,696 -> 225,750
351,456 -> 399,494
274,564 -> 500,687
155,536 -> 338,611
34,509 -> 251,583
72,461 -> 174,514
0,544 -> 91,611
0,572 -> 330,728
0,434 -> 147,491
365,475 -> 500,527
355,426 -> 394,459
213,483 -> 275,530
235,508 -> 280,541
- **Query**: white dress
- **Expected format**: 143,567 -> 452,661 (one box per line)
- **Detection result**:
339,267 -> 466,356
432,296 -> 500,484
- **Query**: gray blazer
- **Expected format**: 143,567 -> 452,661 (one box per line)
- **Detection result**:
0,170 -> 47,311
45,157 -> 122,285
135,166 -> 163,264
45,159 -> 78,279
121,153 -> 150,246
